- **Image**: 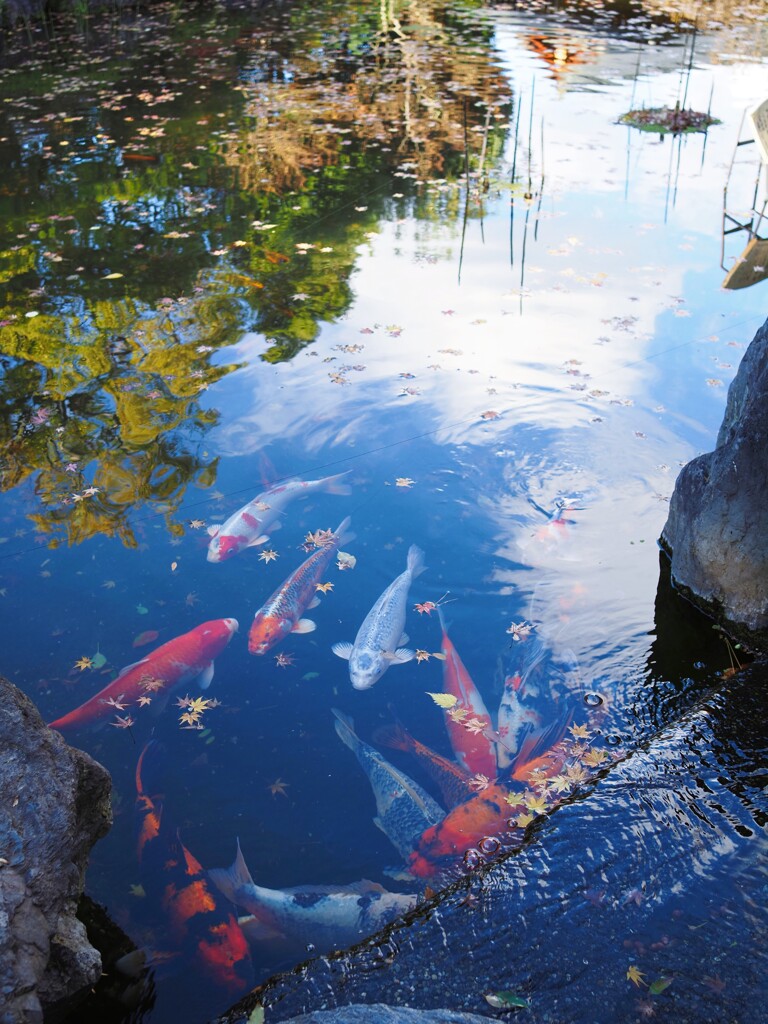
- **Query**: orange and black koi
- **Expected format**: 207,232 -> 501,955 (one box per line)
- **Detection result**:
373,717 -> 476,810
135,742 -> 253,996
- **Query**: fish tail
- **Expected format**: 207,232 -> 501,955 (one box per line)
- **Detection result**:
406,544 -> 426,579
372,720 -> 413,754
507,710 -> 571,780
332,707 -> 360,754
333,515 -> 355,546
208,838 -> 256,907
436,604 -> 449,637
323,470 -> 352,495
135,739 -> 167,800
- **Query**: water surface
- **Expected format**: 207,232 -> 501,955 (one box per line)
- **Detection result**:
1,1 -> 766,1021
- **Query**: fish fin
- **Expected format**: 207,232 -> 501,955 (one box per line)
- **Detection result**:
383,866 -> 417,882
399,632 -> 409,646
509,712 -> 571,779
206,525 -> 220,538
308,596 -> 321,610
237,914 -> 285,944
267,520 -> 282,531
247,534 -> 270,547
332,708 -> 358,751
373,816 -> 387,835
343,879 -> 388,895
115,657 -> 150,679
406,544 -> 426,578
193,662 -> 214,690
392,647 -> 415,664
323,471 -> 352,495
333,515 -> 354,545
115,947 -> 181,978
332,641 -> 353,660
208,838 -> 255,906
292,618 -> 316,634
372,721 -> 412,753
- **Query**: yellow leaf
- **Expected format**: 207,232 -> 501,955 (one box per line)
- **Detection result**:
103,272 -> 124,280
427,692 -> 458,709
627,965 -> 646,987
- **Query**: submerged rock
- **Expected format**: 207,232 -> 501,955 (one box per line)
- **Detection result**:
0,675 -> 112,1023
660,315 -> 768,648
277,1009 -> 494,1023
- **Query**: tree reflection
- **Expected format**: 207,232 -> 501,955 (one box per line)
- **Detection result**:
0,0 -> 513,546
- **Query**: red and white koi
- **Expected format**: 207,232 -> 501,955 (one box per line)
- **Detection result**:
206,471 -> 351,563
248,517 -> 353,655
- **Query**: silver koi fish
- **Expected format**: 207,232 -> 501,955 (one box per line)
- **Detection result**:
206,471 -> 351,563
332,544 -> 425,689
333,709 -> 444,861
209,840 -> 416,954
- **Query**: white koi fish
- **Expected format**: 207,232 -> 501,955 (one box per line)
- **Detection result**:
209,840 -> 417,954
332,544 -> 425,690
206,471 -> 351,563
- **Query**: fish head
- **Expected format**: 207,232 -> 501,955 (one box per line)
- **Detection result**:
196,618 -> 239,656
248,615 -> 291,656
207,533 -> 243,563
349,649 -> 386,690
195,917 -> 253,994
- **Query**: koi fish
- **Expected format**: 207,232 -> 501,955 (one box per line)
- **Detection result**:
374,718 -> 476,810
407,782 -> 522,878
436,607 -> 498,778
248,517 -> 353,655
135,742 -> 253,995
507,714 -> 571,785
209,839 -> 417,954
48,618 -> 238,732
332,544 -> 425,690
496,673 -> 542,771
206,471 -> 351,563
333,709 -> 444,861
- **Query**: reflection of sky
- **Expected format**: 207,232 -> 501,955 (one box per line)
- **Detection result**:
207,13 -> 767,682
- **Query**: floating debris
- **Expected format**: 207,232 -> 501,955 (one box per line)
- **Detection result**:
618,105 -> 720,135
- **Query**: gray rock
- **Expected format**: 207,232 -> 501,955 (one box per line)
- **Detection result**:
660,315 -> 768,646
0,675 -> 112,1024
273,1008 -> 494,1023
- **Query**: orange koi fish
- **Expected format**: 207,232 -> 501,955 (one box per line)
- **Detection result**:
436,607 -> 498,778
48,619 -> 238,732
248,517 -> 353,655
374,718 -> 476,810
407,782 -> 521,878
135,742 -> 253,995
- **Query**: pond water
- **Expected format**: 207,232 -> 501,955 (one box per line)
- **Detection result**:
1,0 -> 767,1021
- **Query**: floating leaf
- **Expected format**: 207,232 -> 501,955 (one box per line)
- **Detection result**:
133,630 -> 159,648
484,991 -> 530,1009
649,977 -> 673,995
427,692 -> 458,709
91,650 -> 108,669
627,965 -> 646,987
103,272 -> 124,280
246,1006 -> 265,1024
136,604 -> 149,615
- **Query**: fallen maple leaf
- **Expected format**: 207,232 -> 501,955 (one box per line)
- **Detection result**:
627,965 -> 647,987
